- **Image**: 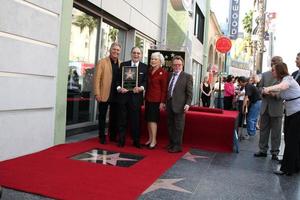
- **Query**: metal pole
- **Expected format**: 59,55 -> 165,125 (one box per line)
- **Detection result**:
217,53 -> 227,109
256,0 -> 266,73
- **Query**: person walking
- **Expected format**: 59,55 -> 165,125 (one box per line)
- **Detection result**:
254,56 -> 284,160
239,76 -> 262,137
263,62 -> 300,176
166,56 -> 193,153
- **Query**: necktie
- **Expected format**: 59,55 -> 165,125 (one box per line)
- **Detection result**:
295,71 -> 300,80
168,73 -> 177,98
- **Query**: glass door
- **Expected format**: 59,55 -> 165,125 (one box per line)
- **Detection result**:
67,8 -> 99,125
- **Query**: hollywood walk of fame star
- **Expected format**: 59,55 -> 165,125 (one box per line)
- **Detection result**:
80,152 -> 137,166
182,152 -> 208,162
143,178 -> 192,194
165,55 -> 169,59
125,69 -> 135,80
171,53 -> 175,57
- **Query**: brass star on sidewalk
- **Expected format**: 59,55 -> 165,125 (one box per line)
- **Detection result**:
182,152 -> 208,162
80,152 -> 137,166
143,178 -> 192,194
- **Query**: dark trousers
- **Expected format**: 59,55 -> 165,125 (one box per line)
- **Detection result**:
224,96 -> 233,110
98,102 -> 118,141
167,101 -> 185,150
237,100 -> 244,127
281,111 -> 300,174
201,95 -> 210,107
118,95 -> 141,145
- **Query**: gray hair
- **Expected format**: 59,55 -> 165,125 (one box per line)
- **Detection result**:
110,42 -> 121,50
151,52 -> 165,66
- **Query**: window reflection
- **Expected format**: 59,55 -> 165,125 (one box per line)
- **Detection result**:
135,34 -> 155,64
100,22 -> 120,58
67,8 -> 98,125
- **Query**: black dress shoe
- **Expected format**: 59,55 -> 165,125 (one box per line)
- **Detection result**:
133,142 -> 141,149
273,170 -> 292,176
273,170 -> 285,175
109,137 -> 117,143
165,144 -> 173,150
142,142 -> 151,147
117,142 -> 124,147
99,137 -> 106,144
168,148 -> 182,153
271,155 -> 279,161
254,152 -> 267,157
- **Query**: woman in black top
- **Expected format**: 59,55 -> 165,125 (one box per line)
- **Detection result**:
201,76 -> 212,107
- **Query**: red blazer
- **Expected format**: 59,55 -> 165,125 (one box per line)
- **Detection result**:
145,67 -> 168,103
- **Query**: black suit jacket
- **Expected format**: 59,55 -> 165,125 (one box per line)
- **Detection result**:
292,70 -> 300,85
117,60 -> 148,105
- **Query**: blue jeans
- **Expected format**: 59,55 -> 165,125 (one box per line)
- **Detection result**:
247,100 -> 262,136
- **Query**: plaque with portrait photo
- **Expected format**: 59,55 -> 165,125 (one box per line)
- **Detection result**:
122,66 -> 138,91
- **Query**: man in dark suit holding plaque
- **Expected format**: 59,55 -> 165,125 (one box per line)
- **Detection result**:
166,55 -> 193,153
117,47 -> 147,148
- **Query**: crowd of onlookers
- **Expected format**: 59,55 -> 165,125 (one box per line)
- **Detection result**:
201,54 -> 300,176
93,42 -> 300,176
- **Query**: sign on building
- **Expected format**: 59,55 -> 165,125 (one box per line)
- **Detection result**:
228,0 -> 240,40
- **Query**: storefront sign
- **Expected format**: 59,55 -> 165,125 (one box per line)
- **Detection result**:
216,37 -> 232,53
228,0 -> 240,40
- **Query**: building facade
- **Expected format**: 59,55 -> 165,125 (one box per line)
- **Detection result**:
0,0 -> 210,160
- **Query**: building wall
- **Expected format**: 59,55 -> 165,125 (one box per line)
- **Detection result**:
0,0 -> 65,160
207,11 -> 225,75
0,0 -> 164,161
88,0 -> 163,42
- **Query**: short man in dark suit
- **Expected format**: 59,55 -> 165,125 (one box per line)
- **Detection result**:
166,55 -> 193,153
292,52 -> 300,85
117,47 -> 147,148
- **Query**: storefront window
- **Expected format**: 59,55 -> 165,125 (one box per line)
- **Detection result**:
99,21 -> 125,59
192,60 -> 203,105
135,34 -> 155,64
67,8 -> 98,125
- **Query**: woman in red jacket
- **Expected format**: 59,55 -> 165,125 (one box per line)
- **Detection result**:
145,52 -> 168,149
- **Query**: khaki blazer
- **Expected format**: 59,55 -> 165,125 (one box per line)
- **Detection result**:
93,57 -> 120,102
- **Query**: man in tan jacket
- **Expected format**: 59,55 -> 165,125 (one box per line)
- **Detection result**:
93,42 -> 121,144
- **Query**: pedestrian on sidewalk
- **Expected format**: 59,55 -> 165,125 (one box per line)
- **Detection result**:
263,62 -> 300,176
254,56 -> 283,161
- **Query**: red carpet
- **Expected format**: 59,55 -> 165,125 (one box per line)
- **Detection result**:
141,108 -> 238,152
0,138 -> 187,200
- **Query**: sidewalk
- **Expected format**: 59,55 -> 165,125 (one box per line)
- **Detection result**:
1,130 -> 299,200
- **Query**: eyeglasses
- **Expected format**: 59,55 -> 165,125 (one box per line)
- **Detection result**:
132,52 -> 141,54
172,64 -> 182,67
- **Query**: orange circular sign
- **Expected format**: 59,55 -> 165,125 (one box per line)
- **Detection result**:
216,37 -> 232,53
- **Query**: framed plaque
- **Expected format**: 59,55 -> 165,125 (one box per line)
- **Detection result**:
122,66 -> 138,91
